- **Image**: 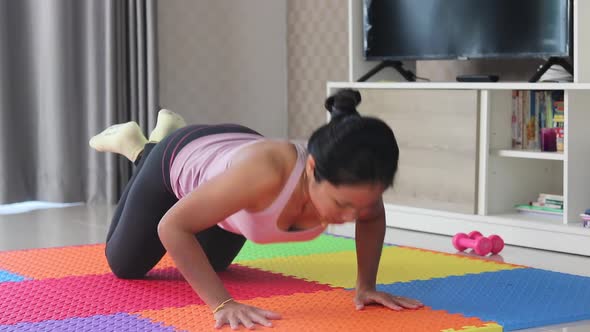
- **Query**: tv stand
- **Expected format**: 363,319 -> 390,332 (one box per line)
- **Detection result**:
327,80 -> 590,256
357,60 -> 416,82
529,57 -> 574,82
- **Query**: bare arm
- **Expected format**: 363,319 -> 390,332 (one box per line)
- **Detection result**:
157,153 -> 283,328
354,198 -> 423,311
355,198 -> 386,292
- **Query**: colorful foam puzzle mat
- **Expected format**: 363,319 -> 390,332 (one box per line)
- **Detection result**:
0,234 -> 589,331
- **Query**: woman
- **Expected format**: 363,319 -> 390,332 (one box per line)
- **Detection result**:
90,89 -> 423,330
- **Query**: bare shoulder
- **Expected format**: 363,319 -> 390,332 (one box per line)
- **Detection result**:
232,140 -> 298,179
229,140 -> 299,210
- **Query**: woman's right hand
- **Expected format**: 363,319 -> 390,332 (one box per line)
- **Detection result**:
214,300 -> 282,330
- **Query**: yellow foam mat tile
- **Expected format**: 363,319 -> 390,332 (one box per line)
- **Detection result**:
441,323 -> 503,332
136,289 -> 499,332
238,246 -> 521,288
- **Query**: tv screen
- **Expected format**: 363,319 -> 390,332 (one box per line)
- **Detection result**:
363,0 -> 571,61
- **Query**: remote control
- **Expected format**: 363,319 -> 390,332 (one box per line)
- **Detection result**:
456,74 -> 499,82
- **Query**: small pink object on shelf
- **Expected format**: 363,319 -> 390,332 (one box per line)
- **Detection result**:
541,128 -> 557,152
452,232 -> 492,256
468,231 -> 505,255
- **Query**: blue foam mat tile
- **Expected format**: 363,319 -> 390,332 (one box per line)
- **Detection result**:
0,270 -> 26,283
377,268 -> 590,331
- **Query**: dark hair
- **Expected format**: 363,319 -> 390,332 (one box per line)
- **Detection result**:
307,89 -> 399,187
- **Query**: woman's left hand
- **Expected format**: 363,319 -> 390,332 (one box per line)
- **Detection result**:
354,289 -> 424,311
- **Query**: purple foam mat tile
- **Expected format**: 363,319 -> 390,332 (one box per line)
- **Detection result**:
0,313 -> 177,332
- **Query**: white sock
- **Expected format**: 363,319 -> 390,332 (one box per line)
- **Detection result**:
148,109 -> 187,142
89,121 -> 148,162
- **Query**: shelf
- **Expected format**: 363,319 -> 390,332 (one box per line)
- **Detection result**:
383,204 -> 590,247
485,212 -> 585,233
493,149 -> 564,160
327,81 -> 590,91
492,212 -> 563,224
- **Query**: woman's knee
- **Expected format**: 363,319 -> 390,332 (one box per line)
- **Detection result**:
110,265 -> 146,279
105,248 -> 147,279
211,259 -> 232,272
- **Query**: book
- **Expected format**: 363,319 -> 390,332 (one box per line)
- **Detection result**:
510,90 -> 564,152
545,91 -> 553,129
511,91 -> 522,149
538,92 -> 546,140
529,91 -> 541,150
556,127 -> 564,152
532,202 -> 563,209
522,91 -> 529,149
538,193 -> 564,202
515,204 -> 563,216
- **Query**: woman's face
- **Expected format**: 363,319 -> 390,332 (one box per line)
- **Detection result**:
304,157 -> 384,225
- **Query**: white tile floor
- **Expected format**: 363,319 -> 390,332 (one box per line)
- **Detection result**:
0,204 -> 589,332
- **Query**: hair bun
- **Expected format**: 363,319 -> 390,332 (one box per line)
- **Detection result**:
325,89 -> 361,120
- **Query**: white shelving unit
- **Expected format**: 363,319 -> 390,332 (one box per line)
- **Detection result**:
326,82 -> 590,256
327,1 -> 590,255
492,150 -> 564,161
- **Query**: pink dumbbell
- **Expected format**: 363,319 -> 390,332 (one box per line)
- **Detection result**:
452,232 -> 492,256
468,231 -> 504,255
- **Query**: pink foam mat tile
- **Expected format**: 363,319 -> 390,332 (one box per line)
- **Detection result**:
0,265 -> 334,325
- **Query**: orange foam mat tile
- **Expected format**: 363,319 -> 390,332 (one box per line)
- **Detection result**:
137,289 -> 498,332
0,244 -> 176,279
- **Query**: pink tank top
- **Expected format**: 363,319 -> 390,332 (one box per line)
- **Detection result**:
169,132 -> 324,244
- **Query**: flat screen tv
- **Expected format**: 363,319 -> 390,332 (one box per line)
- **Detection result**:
363,0 -> 572,61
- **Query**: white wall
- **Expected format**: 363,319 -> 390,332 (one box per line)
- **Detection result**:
157,0 -> 287,138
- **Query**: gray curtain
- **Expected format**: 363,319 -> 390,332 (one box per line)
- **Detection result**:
0,0 -> 159,204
